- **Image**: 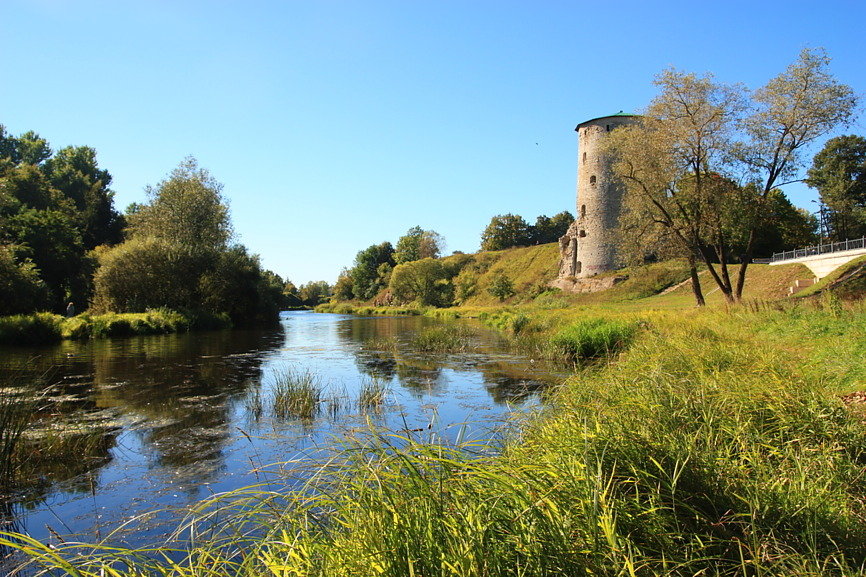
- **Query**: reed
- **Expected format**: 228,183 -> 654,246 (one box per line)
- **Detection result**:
410,325 -> 474,352
271,367 -> 322,419
0,386 -> 31,494
358,379 -> 389,413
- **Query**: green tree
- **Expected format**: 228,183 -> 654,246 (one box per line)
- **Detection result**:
6,208 -> 88,310
480,214 -> 531,251
350,242 -> 395,300
298,280 -> 331,306
805,135 -> 866,241
43,146 -> 125,248
394,226 -> 445,264
129,157 -> 232,250
529,211 -> 574,244
487,271 -> 515,302
332,271 -> 354,301
732,48 -> 857,296
389,258 -> 451,306
91,237 -> 213,313
607,69 -> 747,305
0,245 -> 51,315
10,131 -> 52,165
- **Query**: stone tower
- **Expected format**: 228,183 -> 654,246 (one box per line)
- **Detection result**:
558,112 -> 636,281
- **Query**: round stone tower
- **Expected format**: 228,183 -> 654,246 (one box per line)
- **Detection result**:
558,112 -> 636,280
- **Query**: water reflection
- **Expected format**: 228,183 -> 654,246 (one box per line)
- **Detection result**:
0,312 -> 562,546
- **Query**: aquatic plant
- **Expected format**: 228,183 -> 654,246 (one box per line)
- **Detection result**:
0,386 -> 31,493
410,324 -> 474,353
271,367 -> 322,419
358,379 -> 389,413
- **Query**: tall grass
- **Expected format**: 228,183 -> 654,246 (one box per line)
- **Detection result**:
0,386 -> 31,494
358,379 -> 389,413
550,317 -> 637,363
271,367 -> 322,419
410,325 -> 474,352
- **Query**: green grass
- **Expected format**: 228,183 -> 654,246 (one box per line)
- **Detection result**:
271,367 -> 323,419
549,317 -> 637,363
410,324 -> 474,352
0,309 -> 231,345
0,312 -> 63,345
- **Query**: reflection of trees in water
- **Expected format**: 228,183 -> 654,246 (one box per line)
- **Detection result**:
0,327 -> 283,503
477,361 -> 557,405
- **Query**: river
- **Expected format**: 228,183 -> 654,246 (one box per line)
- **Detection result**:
0,311 -> 562,548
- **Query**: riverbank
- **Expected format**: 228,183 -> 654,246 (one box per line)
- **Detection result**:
4,301 -> 865,575
0,309 -> 233,346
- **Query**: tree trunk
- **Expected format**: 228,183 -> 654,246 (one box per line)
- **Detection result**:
689,255 -> 705,306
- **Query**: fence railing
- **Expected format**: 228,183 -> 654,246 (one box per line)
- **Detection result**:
771,236 -> 866,263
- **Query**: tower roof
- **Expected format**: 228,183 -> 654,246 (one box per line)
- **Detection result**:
575,111 -> 635,131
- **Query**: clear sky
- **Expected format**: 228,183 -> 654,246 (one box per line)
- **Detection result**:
1,0 -> 864,284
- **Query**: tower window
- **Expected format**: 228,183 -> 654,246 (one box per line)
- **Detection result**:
589,175 -> 597,186
579,230 -> 586,238
582,152 -> 586,164
575,261 -> 582,274
580,204 -> 586,217
606,124 -> 611,131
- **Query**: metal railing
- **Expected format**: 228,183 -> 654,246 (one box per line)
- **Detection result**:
771,236 -> 866,263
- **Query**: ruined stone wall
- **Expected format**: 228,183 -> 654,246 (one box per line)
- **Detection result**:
558,114 -> 635,282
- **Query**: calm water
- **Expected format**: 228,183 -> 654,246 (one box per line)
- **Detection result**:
0,311 -> 561,547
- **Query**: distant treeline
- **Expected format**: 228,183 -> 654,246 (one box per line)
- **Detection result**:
0,125 -> 299,325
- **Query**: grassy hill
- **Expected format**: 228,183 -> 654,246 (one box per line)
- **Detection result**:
445,243 -> 817,310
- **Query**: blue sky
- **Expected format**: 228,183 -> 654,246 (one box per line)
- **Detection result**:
2,1 -> 864,284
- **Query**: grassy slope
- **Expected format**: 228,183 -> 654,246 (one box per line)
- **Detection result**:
446,242 -> 815,311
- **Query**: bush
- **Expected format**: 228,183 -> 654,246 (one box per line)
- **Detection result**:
550,317 -> 637,362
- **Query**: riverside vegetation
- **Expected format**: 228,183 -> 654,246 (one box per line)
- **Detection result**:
3,292 -> 866,574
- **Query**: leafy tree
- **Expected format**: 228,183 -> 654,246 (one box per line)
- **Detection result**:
129,157 -> 232,250
389,258 -> 451,306
529,211 -> 574,244
350,242 -> 395,300
43,146 -> 125,248
748,190 -> 819,255
805,135 -> 866,240
394,226 -> 445,264
0,164 -> 65,211
488,271 -> 515,302
13,131 -> 52,165
732,48 -> 857,296
332,271 -> 354,301
6,208 -> 88,310
607,69 -> 746,304
480,214 -> 531,251
199,245 -> 266,323
609,50 -> 856,304
298,280 -> 331,306
0,245 -> 51,315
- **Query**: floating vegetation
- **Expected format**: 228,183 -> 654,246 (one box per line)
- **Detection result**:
358,379 -> 389,413
271,367 -> 323,420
